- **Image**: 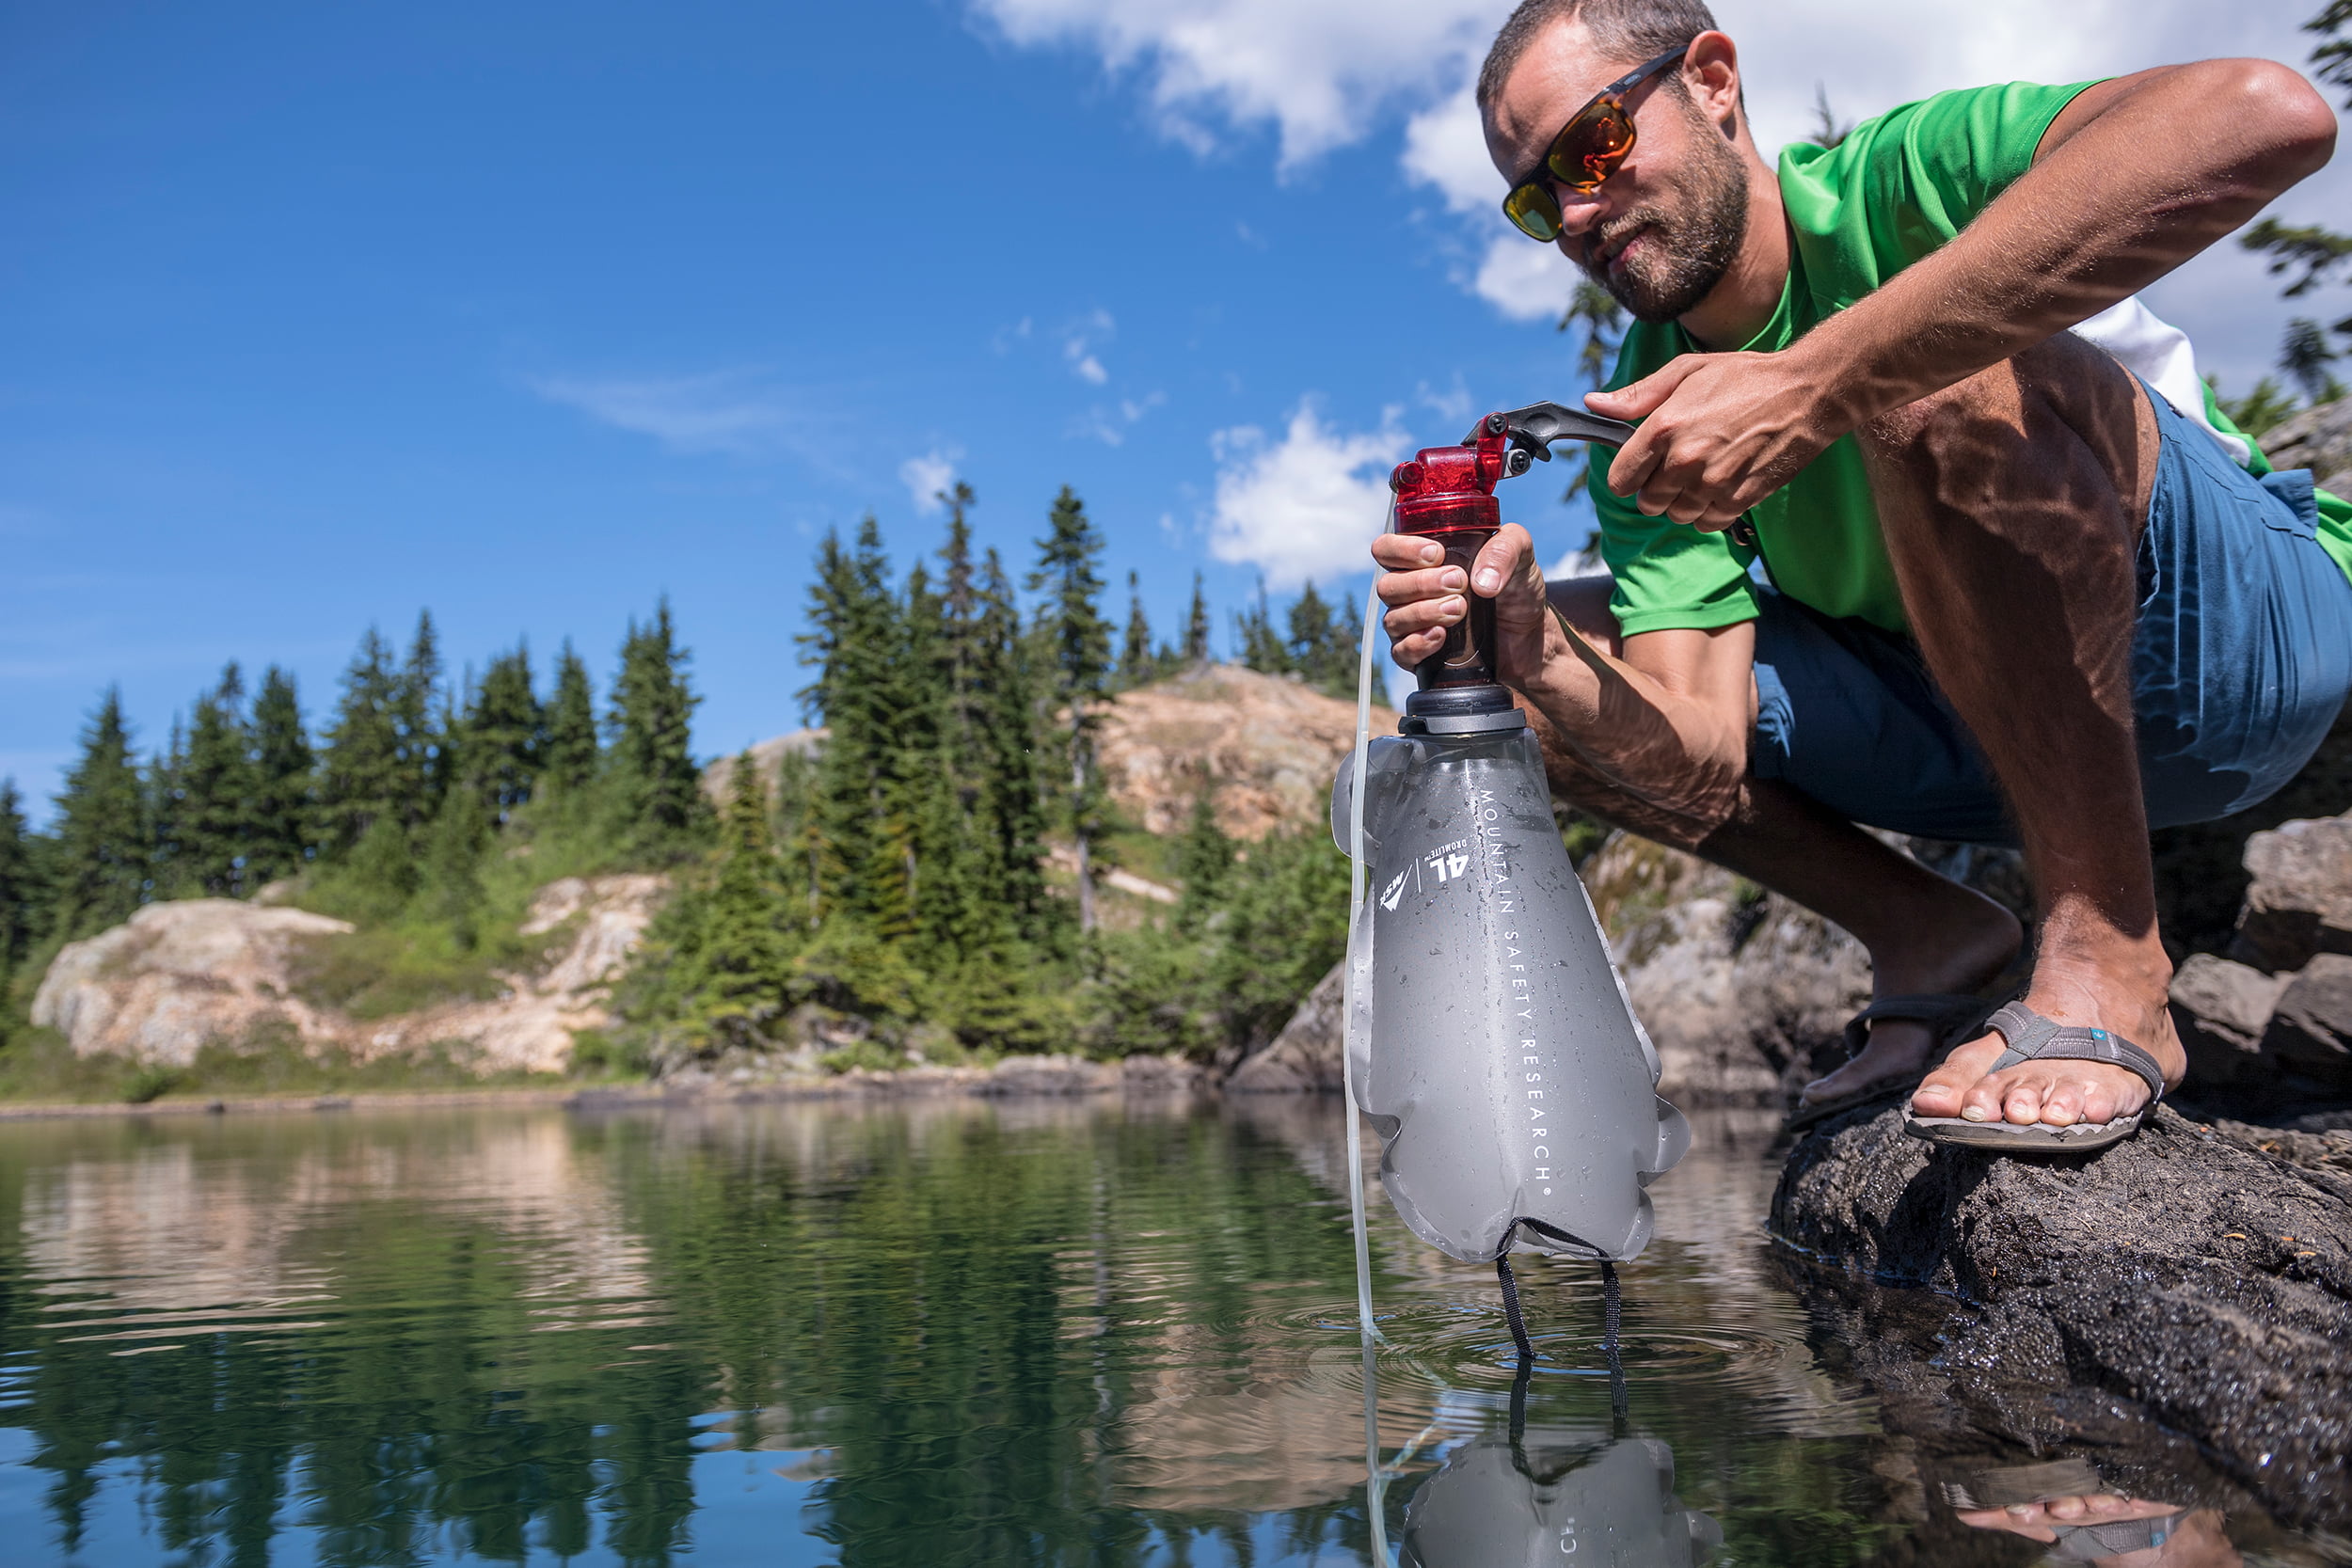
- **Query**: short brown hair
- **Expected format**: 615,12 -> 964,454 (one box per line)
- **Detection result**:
1475,0 -> 1723,112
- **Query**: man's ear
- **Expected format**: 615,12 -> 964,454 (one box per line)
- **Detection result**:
1683,30 -> 1743,136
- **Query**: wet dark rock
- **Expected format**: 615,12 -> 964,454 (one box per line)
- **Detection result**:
1771,1103 -> 2352,1525
2265,955 -> 2352,1091
2168,955 -> 2291,1086
2230,815 -> 2352,974
1228,961 -> 1346,1093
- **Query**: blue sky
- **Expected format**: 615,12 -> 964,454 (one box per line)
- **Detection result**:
6,0 -> 2344,816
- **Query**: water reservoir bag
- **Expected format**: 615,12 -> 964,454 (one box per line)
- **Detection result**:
1399,1428 -> 1721,1567
1332,722 -> 1690,1264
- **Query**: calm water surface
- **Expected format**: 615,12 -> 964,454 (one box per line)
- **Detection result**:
0,1098 -> 2332,1566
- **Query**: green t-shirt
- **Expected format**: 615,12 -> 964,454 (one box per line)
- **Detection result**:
1590,80 -> 2352,636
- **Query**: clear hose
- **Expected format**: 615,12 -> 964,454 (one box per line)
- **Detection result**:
1343,575 -> 1385,1350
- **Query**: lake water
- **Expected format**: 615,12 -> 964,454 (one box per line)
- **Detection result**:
0,1097 -> 2331,1566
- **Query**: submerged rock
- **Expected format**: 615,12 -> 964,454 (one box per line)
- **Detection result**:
1771,1104 -> 2352,1525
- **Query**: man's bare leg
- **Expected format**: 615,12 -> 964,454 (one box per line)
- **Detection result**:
1540,579 -> 2021,1097
1858,333 -> 2185,1129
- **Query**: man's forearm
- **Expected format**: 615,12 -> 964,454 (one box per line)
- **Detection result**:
1795,61 -> 2336,428
1516,616 -> 1750,834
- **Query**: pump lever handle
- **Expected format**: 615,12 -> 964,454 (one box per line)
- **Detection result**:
1465,403 -> 1637,474
1470,401 -> 1757,550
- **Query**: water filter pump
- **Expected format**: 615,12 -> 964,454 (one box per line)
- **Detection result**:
1333,403 -> 1692,1354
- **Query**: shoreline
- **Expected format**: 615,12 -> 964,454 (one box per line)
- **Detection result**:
0,1052 -> 1226,1123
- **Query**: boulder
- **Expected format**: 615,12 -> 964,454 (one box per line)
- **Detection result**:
1772,1103 -> 2352,1526
2265,954 -> 2352,1091
1227,961 -> 1346,1093
2230,814 -> 2352,974
31,901 -> 356,1067
2167,954 -> 2291,1086
2260,395 -> 2352,496
973,1053 -> 1119,1096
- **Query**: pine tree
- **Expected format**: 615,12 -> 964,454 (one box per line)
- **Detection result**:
977,547 -> 1049,940
1118,571 -> 1153,689
1172,770 -> 1232,935
51,689 -> 148,939
1235,578 -> 1289,675
319,628 -> 404,856
801,522 -> 912,936
678,752 -> 794,1049
466,643 -> 542,819
390,611 -> 446,831
175,663 -> 259,898
0,780 -> 43,977
1028,485 -> 1113,934
1286,580 -> 1358,698
542,641 -> 599,801
1184,571 -> 1212,665
146,715 -> 188,898
610,599 -> 707,845
247,666 -> 313,886
421,778 -> 489,948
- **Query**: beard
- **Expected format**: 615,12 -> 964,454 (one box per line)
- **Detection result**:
1576,105 -> 1750,325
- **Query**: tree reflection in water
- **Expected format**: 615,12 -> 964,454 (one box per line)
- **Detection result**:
0,1101 -> 2313,1566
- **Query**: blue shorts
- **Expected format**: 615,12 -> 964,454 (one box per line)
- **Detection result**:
1749,386 -> 2352,846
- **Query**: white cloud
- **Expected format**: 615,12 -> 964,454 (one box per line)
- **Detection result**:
981,0 -> 2349,350
1208,400 -> 1408,587
1063,308 -> 1116,384
970,0 -> 1495,169
1070,389 -> 1167,446
900,449 -> 964,513
530,370 -> 813,460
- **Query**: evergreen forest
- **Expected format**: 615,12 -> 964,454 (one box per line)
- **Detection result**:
0,483 -> 1375,1091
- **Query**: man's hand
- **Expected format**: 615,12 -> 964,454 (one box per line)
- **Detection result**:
1584,349 -> 1848,529
1371,524 -> 1554,690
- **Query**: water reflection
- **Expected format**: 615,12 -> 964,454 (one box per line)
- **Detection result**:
0,1100 -> 2327,1566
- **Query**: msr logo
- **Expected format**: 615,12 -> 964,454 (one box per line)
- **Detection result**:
1378,869 -> 1409,911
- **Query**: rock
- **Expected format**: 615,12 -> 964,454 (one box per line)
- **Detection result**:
2260,395 -> 2352,496
2153,702 -> 2352,958
700,729 -> 824,804
1583,834 -> 1867,1104
1092,664 -> 1394,840
973,1053 -> 1119,1096
1772,1104 -> 2352,1524
2265,954 -> 2352,1091
1119,1052 -> 1210,1095
2230,814 -> 2352,974
1227,961 -> 1346,1093
31,901 -> 356,1067
2168,954 -> 2291,1086
28,876 -> 671,1077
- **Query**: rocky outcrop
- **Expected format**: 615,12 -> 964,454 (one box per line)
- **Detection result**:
702,729 -> 823,804
1772,1102 -> 2352,1526
2261,395 -> 2352,495
1228,962 -> 1346,1093
32,902 -> 357,1067
29,876 -> 668,1077
2160,809 -> 2352,1106
1093,664 -> 1393,840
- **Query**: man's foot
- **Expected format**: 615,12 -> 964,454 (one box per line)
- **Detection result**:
1953,1497 -> 2235,1568
1800,893 -> 2021,1108
1911,939 -> 2186,1130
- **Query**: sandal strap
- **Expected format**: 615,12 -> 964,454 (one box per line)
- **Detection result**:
1985,1002 -> 2168,1103
1840,992 -> 1998,1055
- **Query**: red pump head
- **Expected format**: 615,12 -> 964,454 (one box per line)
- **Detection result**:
1389,425 -> 1515,693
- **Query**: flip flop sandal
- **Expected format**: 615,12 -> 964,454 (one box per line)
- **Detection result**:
1903,1001 -> 2168,1154
1783,992 -> 2003,1135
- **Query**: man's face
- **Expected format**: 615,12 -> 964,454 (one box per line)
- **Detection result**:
1485,22 -> 1749,325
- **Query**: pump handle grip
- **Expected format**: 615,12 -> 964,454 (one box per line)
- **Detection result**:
1471,401 -> 1757,550
1465,403 -> 1637,469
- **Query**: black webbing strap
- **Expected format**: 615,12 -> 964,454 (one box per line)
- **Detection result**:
1497,1249 -> 1536,1364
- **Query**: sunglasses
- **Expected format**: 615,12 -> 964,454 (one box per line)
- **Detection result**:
1501,42 -> 1692,243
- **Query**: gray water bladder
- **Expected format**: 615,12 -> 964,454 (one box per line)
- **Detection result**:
1331,718 -> 1690,1264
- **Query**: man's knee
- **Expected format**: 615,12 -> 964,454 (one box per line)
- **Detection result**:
1861,336 -> 2152,484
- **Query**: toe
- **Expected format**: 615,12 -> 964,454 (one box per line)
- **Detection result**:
2000,1072 -> 2046,1127
1913,1037 -> 2004,1117
2039,1078 -> 2086,1127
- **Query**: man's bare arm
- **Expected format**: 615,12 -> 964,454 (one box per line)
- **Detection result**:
1592,59 -> 2337,528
